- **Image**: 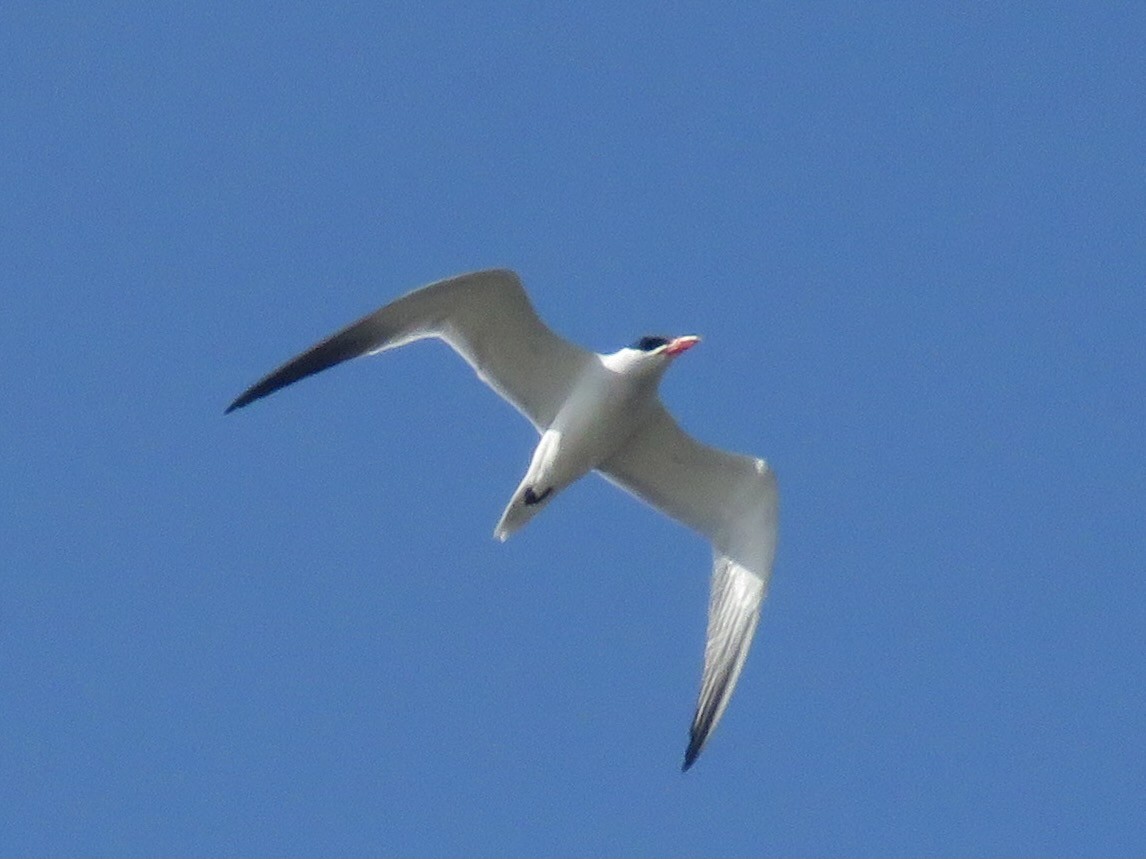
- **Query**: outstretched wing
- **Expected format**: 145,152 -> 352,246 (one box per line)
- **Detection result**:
227,269 -> 592,430
600,403 -> 778,770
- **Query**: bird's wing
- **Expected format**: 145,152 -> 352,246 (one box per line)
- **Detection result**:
599,403 -> 778,770
226,269 -> 593,429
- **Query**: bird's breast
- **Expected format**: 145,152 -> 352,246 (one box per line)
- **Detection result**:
540,369 -> 655,485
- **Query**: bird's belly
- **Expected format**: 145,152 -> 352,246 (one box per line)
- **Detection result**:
541,397 -> 649,489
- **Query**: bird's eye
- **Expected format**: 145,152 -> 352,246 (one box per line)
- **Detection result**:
632,335 -> 670,352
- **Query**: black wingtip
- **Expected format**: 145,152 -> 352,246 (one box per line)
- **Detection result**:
682,735 -> 702,772
225,383 -> 271,414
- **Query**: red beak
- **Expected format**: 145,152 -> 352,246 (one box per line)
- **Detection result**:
664,335 -> 701,356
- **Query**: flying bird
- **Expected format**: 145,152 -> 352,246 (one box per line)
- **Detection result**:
226,269 -> 778,770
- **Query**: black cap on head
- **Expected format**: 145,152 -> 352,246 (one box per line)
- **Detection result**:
630,335 -> 670,352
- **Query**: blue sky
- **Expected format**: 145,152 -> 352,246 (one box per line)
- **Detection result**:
3,3 -> 1144,855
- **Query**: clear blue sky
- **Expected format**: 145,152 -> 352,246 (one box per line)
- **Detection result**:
3,3 -> 1143,855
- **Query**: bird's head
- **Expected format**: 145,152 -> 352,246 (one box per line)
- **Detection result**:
631,335 -> 701,357
604,334 -> 702,378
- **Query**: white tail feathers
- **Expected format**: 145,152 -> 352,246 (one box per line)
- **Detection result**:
493,484 -> 555,541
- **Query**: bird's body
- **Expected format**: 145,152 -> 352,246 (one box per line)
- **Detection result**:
227,269 -> 778,770
495,344 -> 675,540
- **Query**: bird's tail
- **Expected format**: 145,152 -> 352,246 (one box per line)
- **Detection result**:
493,484 -> 555,541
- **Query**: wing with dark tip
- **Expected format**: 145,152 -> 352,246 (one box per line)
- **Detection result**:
600,403 -> 778,770
226,269 -> 592,430
682,554 -> 766,770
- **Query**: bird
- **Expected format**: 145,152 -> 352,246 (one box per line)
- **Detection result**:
226,268 -> 778,771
